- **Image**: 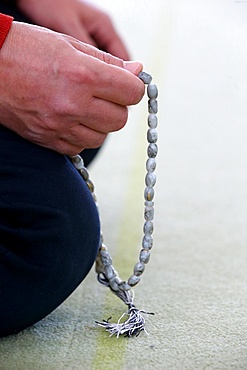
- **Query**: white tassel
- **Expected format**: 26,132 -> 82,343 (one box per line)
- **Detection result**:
95,303 -> 154,338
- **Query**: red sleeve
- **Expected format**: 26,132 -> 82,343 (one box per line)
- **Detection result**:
0,13 -> 14,49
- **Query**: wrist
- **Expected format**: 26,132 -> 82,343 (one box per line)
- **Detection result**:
0,13 -> 14,49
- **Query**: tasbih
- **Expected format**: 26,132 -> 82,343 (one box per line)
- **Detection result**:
71,71 -> 158,337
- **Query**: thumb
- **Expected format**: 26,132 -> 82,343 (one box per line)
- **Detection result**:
123,61 -> 143,76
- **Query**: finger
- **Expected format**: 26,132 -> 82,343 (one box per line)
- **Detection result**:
123,61 -> 143,76
91,19 -> 130,60
71,38 -> 143,74
69,44 -> 144,106
51,125 -> 108,156
70,38 -> 124,68
78,98 -> 129,134
59,124 -> 107,149
54,142 -> 84,156
90,61 -> 145,106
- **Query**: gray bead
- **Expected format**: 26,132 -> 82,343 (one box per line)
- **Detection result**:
79,167 -> 89,181
144,186 -> 154,201
86,179 -> 94,193
143,221 -> 154,234
128,274 -> 141,287
118,281 -> 131,291
144,206 -> 154,221
109,276 -> 121,292
71,155 -> 85,170
147,143 -> 158,158
145,172 -> 156,187
147,128 -> 158,143
133,261 -> 145,276
148,114 -> 158,128
104,265 -> 116,280
147,84 -> 158,99
142,234 -> 153,249
100,249 -> 112,266
139,249 -> 151,264
138,71 -> 152,84
146,158 -> 156,172
148,99 -> 158,114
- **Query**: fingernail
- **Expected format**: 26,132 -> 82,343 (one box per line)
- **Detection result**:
123,61 -> 143,75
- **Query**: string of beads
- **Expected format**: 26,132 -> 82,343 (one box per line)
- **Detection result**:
71,71 -> 158,337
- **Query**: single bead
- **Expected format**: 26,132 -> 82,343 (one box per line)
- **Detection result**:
79,167 -> 89,181
148,114 -> 158,128
148,99 -> 158,114
144,186 -> 154,201
138,71 -> 152,84
139,249 -> 151,264
147,128 -> 158,143
143,221 -> 154,235
144,206 -> 154,221
128,274 -> 141,287
142,234 -> 153,249
118,281 -> 131,291
100,248 -> 112,266
86,179 -> 94,193
146,158 -> 156,172
71,155 -> 84,170
104,265 -> 116,280
147,143 -> 158,158
133,261 -> 145,276
109,276 -> 121,292
147,84 -> 158,99
145,172 -> 156,187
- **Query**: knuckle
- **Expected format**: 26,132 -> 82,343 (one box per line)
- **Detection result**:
99,50 -> 123,67
55,142 -> 83,156
85,132 -> 107,149
113,107 -> 128,131
94,133 -> 108,148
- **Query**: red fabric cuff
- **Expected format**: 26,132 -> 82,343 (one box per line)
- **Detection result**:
0,13 -> 14,49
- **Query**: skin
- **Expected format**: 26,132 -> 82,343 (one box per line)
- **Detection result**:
0,2 -> 144,155
17,0 -> 130,60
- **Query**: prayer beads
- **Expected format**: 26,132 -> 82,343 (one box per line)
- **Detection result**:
71,71 -> 158,337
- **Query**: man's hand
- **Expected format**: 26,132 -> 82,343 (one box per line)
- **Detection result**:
0,22 -> 144,155
17,0 -> 130,60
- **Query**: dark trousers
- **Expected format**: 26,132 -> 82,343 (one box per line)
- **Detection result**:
0,1 -> 102,337
0,125 -> 100,337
